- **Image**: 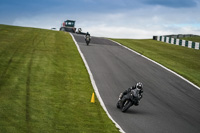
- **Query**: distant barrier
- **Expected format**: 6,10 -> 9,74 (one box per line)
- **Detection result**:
153,35 -> 200,50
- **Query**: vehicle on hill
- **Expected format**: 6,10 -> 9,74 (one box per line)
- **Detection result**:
60,20 -> 88,35
60,20 -> 76,33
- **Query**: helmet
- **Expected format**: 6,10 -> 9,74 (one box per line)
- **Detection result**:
136,82 -> 143,89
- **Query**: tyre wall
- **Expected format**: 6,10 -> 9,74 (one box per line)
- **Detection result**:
153,36 -> 200,50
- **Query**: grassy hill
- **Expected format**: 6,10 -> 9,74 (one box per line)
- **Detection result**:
111,39 -> 200,87
0,24 -> 119,133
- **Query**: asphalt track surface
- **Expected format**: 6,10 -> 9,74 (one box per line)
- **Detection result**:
72,34 -> 200,133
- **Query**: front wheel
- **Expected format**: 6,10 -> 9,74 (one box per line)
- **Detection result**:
86,40 -> 90,46
121,100 -> 132,112
116,100 -> 121,109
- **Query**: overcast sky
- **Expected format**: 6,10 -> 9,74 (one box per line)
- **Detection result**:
0,0 -> 200,38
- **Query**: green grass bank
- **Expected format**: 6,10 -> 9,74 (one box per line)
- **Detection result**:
0,24 -> 119,133
111,39 -> 200,87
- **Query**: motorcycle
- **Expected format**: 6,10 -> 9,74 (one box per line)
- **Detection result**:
116,88 -> 142,112
85,36 -> 91,46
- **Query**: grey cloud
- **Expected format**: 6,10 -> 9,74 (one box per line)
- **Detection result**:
142,0 -> 198,8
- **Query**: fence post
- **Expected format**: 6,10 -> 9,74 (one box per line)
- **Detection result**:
174,38 -> 176,45
182,40 -> 185,47
171,38 -> 174,44
188,41 -> 192,48
166,37 -> 169,43
192,42 -> 195,49
176,39 -> 179,45
179,39 -> 182,46
195,42 -> 199,50
157,36 -> 160,41
169,37 -> 171,43
185,40 -> 188,47
161,36 -> 164,42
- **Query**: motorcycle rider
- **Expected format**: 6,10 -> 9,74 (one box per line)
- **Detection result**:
118,82 -> 143,108
85,32 -> 90,36
85,32 -> 91,45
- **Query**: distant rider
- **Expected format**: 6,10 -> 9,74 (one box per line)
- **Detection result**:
85,32 -> 90,37
118,82 -> 143,107
85,32 -> 91,40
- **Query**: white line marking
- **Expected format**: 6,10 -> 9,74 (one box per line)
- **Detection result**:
70,33 -> 126,133
110,39 -> 200,91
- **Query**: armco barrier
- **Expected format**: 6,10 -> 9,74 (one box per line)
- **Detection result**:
153,36 -> 200,50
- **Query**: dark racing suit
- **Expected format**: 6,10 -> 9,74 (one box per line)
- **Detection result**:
119,86 -> 143,107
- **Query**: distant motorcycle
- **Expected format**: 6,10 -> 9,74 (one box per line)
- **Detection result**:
116,88 -> 142,112
85,36 -> 90,46
85,32 -> 91,46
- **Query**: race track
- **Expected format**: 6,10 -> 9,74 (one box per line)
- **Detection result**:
72,34 -> 200,133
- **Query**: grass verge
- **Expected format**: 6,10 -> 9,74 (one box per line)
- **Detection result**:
0,24 -> 119,133
111,38 -> 200,87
